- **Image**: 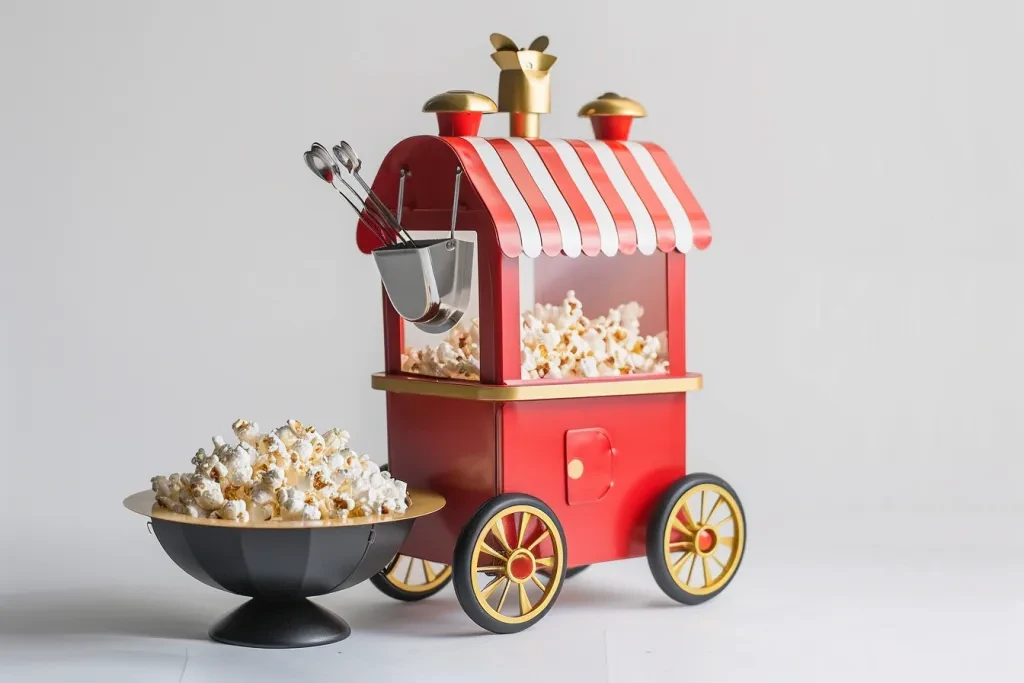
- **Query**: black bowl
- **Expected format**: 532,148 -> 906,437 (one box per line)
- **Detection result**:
124,490 -> 444,648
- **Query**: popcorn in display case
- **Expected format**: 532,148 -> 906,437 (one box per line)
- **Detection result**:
398,236 -> 673,382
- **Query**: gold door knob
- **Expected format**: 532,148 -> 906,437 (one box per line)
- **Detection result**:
567,459 -> 584,480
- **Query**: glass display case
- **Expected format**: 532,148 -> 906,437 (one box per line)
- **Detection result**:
396,238 -> 670,383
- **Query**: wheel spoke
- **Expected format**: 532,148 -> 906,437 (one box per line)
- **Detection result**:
530,573 -> 546,591
717,536 -> 734,549
496,578 -> 512,612
423,561 -> 436,583
535,556 -> 554,569
478,541 -> 506,562
492,518 -> 513,553
671,518 -> 694,536
517,512 -> 532,548
404,556 -> 414,584
699,491 -> 706,527
479,574 -> 506,600
710,554 -> 727,570
702,557 -> 712,586
686,554 -> 698,585
713,515 -> 734,531
668,540 -> 694,551
703,495 -> 724,524
526,528 -> 551,552
671,551 -> 694,577
518,583 -> 532,615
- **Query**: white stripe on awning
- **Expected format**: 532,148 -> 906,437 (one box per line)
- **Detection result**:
622,141 -> 694,253
507,138 -> 583,258
583,140 -> 658,255
547,139 -> 619,257
463,137 -> 543,258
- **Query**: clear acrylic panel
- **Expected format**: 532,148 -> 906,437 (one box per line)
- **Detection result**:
519,254 -> 669,381
399,231 -> 481,382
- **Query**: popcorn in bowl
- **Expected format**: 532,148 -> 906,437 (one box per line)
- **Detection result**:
400,290 -> 669,380
151,419 -> 409,522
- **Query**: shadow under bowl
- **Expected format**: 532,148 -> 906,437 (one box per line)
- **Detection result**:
124,489 -> 444,649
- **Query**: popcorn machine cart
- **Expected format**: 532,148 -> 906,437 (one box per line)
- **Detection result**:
346,33 -> 746,634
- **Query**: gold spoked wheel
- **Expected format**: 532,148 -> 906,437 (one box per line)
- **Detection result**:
453,494 -> 566,634
647,473 -> 746,604
371,554 -> 453,601
370,463 -> 452,602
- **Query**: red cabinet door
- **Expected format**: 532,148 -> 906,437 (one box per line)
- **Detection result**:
564,428 -> 615,505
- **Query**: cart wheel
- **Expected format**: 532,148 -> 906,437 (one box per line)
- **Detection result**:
566,565 -> 590,579
370,554 -> 453,601
370,463 -> 454,601
647,473 -> 746,605
453,494 -> 567,634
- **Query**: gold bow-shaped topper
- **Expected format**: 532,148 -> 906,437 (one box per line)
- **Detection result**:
489,33 -> 557,72
490,33 -> 549,53
489,33 -> 557,118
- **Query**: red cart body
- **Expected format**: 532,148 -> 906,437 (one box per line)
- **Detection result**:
351,35 -> 744,634
359,135 -> 708,567
387,391 -> 690,568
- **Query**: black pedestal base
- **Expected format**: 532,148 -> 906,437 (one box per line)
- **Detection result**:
209,598 -> 351,649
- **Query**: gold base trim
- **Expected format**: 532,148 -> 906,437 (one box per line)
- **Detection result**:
371,373 -> 702,402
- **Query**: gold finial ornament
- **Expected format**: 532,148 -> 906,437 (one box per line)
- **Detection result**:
577,92 -> 647,118
422,90 -> 497,137
422,90 -> 498,114
489,33 -> 557,138
578,92 -> 647,141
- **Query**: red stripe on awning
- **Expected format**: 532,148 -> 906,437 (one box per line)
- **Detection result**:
445,138 -> 524,257
566,140 -> 637,255
489,139 -> 563,257
607,141 -> 676,253
641,142 -> 711,250
528,140 -> 602,257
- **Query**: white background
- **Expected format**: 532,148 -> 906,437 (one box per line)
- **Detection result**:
1,0 -> 1022,680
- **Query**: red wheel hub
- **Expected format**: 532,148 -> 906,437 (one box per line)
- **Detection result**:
697,528 -> 716,553
509,554 -> 533,581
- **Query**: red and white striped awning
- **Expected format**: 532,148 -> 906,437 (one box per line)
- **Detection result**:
443,137 -> 711,258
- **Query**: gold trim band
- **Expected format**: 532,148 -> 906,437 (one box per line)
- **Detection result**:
370,372 -> 702,402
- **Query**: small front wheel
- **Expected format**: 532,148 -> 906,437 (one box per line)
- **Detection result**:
647,473 -> 746,605
453,494 -> 567,634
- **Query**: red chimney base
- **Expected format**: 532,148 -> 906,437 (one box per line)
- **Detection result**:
436,112 -> 483,137
591,115 -> 633,141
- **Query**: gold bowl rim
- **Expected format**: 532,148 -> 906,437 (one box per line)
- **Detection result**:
123,488 -> 445,529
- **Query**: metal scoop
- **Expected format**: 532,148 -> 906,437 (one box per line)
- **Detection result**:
373,237 -> 473,333
372,166 -> 472,333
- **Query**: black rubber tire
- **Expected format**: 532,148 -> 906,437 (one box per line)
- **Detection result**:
646,472 -> 746,605
566,565 -> 590,579
453,493 -> 567,634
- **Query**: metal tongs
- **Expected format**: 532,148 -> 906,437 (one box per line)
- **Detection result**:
303,141 -> 416,247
